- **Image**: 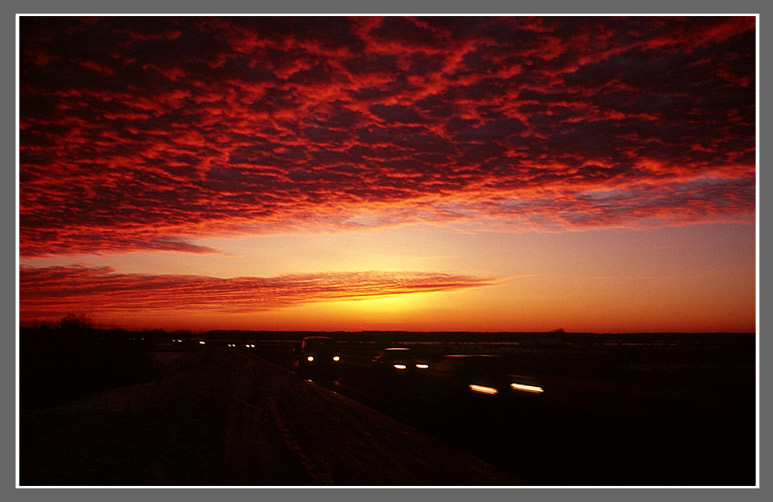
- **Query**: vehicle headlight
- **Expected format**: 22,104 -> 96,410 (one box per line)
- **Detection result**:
468,384 -> 498,395
415,363 -> 429,369
393,364 -> 407,370
307,356 -> 314,362
332,355 -> 340,362
510,382 -> 544,394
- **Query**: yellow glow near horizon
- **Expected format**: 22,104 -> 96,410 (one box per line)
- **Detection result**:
19,222 -> 756,334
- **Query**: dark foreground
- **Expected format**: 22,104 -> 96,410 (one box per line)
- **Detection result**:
19,330 -> 756,486
20,347 -> 519,486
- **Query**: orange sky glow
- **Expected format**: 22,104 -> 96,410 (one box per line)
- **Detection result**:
18,15 -> 757,333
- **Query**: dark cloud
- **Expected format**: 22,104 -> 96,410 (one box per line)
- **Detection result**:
369,103 -> 427,124
368,17 -> 443,47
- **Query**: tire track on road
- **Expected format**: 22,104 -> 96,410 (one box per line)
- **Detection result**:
265,394 -> 335,485
230,350 -> 335,485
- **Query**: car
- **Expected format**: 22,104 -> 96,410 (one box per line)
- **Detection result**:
294,336 -> 341,379
371,347 -> 432,379
427,354 -> 544,400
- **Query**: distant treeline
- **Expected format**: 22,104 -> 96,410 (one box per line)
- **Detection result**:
22,325 -> 754,351
199,329 -> 755,348
20,326 -> 755,348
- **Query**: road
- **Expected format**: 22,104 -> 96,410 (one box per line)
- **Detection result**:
19,337 -> 756,486
259,343 -> 756,486
19,347 -> 520,486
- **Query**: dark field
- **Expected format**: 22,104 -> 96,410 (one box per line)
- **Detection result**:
18,328 -> 757,486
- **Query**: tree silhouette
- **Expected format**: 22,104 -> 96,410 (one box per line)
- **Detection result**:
56,313 -> 93,332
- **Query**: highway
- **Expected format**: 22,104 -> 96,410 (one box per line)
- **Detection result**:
20,346 -> 520,486
19,330 -> 756,486
253,341 -> 756,486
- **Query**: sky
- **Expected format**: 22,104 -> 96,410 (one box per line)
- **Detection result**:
18,15 -> 757,333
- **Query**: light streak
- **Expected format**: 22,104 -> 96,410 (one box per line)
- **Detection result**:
469,384 -> 498,395
510,382 -> 544,394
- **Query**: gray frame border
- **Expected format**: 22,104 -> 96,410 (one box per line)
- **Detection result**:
5,1 -> 766,501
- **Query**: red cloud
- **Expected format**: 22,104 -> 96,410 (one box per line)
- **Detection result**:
19,16 -> 756,257
19,265 -> 499,321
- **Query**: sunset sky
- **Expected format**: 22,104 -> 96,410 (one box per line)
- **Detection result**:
18,15 -> 757,333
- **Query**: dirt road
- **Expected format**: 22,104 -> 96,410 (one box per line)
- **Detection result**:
19,348 -> 520,486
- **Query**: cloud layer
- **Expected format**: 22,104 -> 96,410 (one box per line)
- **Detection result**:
20,16 -> 756,256
19,265 -> 497,321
